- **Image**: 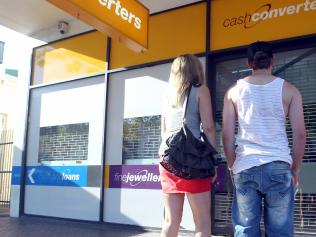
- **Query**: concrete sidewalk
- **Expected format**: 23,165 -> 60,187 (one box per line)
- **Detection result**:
1,210 -> 313,237
0,213 -> 225,237
0,215 -> 162,237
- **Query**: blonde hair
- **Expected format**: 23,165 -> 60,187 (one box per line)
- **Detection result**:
167,54 -> 205,107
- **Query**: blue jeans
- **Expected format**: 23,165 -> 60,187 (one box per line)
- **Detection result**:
232,161 -> 294,237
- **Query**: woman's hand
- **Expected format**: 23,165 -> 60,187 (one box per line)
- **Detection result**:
211,167 -> 217,183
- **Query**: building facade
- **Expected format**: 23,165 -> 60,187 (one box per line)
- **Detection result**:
9,0 -> 316,235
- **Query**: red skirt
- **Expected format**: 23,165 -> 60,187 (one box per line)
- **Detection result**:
159,164 -> 212,194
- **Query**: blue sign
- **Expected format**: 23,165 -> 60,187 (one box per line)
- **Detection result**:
12,166 -> 88,187
12,166 -> 21,185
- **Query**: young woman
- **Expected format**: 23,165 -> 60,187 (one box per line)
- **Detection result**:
159,54 -> 216,237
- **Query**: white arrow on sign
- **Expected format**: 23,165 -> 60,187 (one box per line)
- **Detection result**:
28,168 -> 36,184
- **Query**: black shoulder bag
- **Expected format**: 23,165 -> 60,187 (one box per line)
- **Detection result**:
160,85 -> 217,179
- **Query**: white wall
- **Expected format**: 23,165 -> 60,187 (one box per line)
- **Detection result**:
0,25 -> 43,217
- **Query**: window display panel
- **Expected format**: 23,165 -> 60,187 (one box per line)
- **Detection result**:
107,58 -> 205,165
107,68 -> 168,165
105,58 -> 206,229
24,76 -> 105,220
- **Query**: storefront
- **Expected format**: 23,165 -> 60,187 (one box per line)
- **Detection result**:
10,0 -> 316,235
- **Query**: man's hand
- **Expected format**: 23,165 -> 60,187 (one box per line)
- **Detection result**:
292,168 -> 300,187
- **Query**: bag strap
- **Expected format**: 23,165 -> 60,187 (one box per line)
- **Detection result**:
182,84 -> 193,123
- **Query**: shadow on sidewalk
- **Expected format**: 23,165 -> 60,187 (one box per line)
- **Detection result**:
0,215 -> 164,237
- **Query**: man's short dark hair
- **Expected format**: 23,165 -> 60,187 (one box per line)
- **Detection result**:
247,41 -> 273,70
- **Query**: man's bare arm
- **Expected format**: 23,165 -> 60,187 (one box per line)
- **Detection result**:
222,88 -> 237,169
287,84 -> 306,183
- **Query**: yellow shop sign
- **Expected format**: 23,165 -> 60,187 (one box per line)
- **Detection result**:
211,0 -> 316,50
47,0 -> 149,52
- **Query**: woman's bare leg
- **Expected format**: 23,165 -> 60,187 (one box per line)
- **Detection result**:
187,191 -> 211,237
161,193 -> 185,237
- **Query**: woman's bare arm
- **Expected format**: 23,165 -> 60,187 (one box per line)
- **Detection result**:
198,85 -> 216,147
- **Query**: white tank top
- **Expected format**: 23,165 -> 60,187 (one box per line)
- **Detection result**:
232,77 -> 292,174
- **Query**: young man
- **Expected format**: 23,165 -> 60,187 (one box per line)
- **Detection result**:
222,41 -> 306,236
